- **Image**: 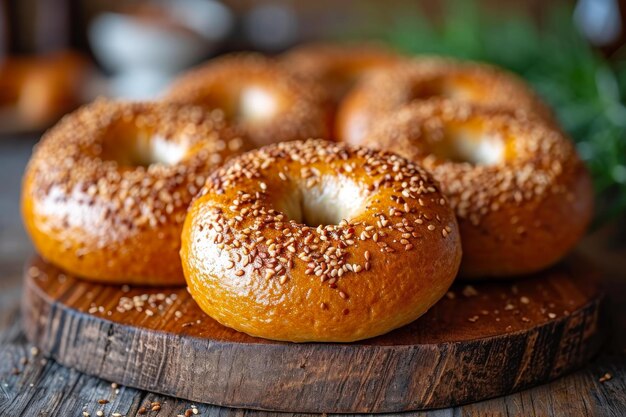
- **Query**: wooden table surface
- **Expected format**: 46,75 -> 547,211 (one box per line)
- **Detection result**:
1,136 -> 624,417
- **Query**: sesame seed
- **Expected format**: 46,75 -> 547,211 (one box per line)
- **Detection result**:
184,139 -> 457,321
462,285 -> 478,297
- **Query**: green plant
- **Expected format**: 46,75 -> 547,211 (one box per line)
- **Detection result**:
360,1 -> 626,223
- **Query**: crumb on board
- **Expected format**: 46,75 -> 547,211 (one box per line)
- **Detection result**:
599,373 -> 613,383
462,285 -> 478,297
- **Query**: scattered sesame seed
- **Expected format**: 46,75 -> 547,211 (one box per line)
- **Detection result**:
462,285 -> 478,297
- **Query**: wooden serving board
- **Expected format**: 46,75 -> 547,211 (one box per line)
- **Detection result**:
21,255 -> 605,413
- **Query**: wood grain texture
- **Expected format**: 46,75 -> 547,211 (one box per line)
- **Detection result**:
21,255 -> 605,413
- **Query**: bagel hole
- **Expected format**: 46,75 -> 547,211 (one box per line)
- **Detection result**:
411,76 -> 481,102
430,124 -> 506,165
100,122 -> 188,167
237,86 -> 279,122
278,177 -> 367,226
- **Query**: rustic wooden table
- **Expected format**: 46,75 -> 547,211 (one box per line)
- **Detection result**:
1,136 -> 624,417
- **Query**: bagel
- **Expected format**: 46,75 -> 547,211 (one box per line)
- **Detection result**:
362,100 -> 593,278
0,51 -> 90,129
181,139 -> 462,342
166,53 -> 331,147
337,56 -> 555,146
282,42 -> 401,105
22,100 -> 251,285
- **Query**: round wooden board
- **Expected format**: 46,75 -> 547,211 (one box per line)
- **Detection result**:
21,255 -> 605,413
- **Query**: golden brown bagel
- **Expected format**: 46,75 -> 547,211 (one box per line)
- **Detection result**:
282,42 -> 401,105
0,51 -> 91,129
181,139 -> 462,342
337,56 -> 555,146
22,100 -> 251,285
362,100 -> 593,278
166,53 -> 331,147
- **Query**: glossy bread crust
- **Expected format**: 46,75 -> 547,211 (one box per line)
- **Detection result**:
181,139 -> 462,342
281,42 -> 401,105
22,100 -> 251,285
166,53 -> 332,146
337,56 -> 555,146
362,100 -> 593,278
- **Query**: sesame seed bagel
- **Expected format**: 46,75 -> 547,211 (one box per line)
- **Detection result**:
281,42 -> 401,106
362,100 -> 593,278
22,100 -> 251,285
181,139 -> 462,342
337,56 -> 555,146
166,53 -> 331,147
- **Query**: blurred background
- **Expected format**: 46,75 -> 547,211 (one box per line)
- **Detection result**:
0,0 -> 625,277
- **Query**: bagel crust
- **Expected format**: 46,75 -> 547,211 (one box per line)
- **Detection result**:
181,139 -> 462,342
166,53 -> 331,146
281,42 -> 401,105
362,100 -> 593,278
337,56 -> 555,146
22,100 -> 251,285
